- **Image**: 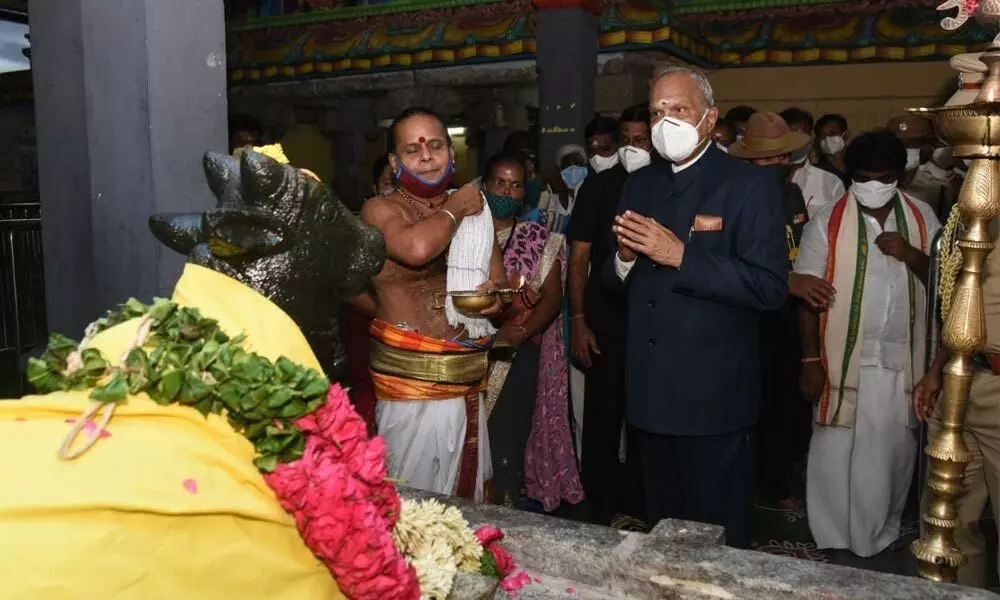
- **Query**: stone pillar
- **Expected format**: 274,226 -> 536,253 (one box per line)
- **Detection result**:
470,99 -> 512,175
29,0 -> 227,336
322,98 -> 377,211
533,0 -> 602,171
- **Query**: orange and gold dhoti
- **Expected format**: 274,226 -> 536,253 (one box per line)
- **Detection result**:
369,319 -> 492,501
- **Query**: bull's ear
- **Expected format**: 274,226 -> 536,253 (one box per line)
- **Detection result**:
240,151 -> 287,204
149,213 -> 204,255
203,152 -> 240,199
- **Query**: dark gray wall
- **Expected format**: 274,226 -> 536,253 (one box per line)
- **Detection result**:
30,0 -> 227,336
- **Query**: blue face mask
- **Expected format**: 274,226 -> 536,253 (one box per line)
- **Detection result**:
484,190 -> 521,219
561,165 -> 588,189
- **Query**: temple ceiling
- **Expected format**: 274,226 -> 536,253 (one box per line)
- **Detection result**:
225,0 -> 992,84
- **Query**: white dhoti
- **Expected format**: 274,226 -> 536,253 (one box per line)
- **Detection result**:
807,365 -> 918,557
376,395 -> 492,503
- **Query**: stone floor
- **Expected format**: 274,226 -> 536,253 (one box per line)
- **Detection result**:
405,488 -> 999,600
748,481 -> 999,589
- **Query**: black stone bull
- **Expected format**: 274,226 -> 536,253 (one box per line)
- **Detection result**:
149,150 -> 385,381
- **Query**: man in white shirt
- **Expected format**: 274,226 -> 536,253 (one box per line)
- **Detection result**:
795,130 -> 940,558
781,108 -> 846,218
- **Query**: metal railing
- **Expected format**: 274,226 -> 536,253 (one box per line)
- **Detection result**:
0,202 -> 46,396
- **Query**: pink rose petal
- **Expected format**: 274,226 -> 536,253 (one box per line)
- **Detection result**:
182,478 -> 198,494
499,571 -> 532,593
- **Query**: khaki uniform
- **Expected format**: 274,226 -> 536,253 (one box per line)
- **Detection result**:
925,229 -> 1000,587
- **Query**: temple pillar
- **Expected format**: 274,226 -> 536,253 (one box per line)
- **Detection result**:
533,0 -> 602,170
322,98 -> 377,211
469,98 -> 512,174
29,0 -> 227,336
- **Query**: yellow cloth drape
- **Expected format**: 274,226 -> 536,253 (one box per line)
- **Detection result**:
0,264 -> 344,600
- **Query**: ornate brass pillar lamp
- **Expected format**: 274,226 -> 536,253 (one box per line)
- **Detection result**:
909,7 -> 1000,578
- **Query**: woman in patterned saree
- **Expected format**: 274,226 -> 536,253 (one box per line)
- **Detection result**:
484,151 -> 584,511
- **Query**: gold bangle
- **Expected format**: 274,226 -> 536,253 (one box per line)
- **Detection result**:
441,209 -> 458,229
569,314 -> 586,321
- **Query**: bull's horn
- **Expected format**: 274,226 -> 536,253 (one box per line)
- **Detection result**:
203,152 -> 240,199
239,150 -> 287,204
148,212 -> 204,255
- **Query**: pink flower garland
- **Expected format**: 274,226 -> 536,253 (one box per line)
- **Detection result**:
264,385 -> 419,600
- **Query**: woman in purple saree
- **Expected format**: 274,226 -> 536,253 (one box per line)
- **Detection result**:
482,150 -> 584,511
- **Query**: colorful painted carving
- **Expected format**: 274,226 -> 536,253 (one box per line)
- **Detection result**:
226,0 -> 995,82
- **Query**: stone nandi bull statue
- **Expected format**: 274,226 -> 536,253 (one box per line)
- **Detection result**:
150,150 -> 384,381
0,150 -> 430,600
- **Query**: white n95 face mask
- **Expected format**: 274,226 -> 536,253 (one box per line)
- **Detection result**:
905,148 -> 921,172
820,135 -> 846,156
852,180 -> 898,209
590,153 -> 619,173
617,146 -> 651,173
652,111 -> 707,163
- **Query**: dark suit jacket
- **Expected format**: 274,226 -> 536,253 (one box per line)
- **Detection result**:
605,146 -> 789,436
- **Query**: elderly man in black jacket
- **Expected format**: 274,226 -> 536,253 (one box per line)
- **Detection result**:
608,66 -> 789,548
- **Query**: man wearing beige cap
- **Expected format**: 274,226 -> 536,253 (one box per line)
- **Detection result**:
730,112 -> 836,510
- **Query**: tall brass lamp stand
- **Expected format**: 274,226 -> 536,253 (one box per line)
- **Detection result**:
910,45 -> 1000,582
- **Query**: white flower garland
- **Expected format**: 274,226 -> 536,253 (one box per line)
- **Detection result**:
393,499 -> 485,599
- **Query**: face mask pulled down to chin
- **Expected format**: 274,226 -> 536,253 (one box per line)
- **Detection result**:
617,146 -> 652,173
905,148 -> 921,172
652,111 -> 708,163
852,179 -> 898,209
393,149 -> 456,198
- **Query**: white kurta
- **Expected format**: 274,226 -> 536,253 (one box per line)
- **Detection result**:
376,395 -> 492,503
794,198 -> 941,557
792,162 -> 846,219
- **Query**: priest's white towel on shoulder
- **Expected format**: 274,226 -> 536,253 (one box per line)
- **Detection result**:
445,198 -> 497,339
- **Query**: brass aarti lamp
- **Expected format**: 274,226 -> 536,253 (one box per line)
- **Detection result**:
907,28 -> 1000,580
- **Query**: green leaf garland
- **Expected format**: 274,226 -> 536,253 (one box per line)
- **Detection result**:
27,297 -> 330,471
